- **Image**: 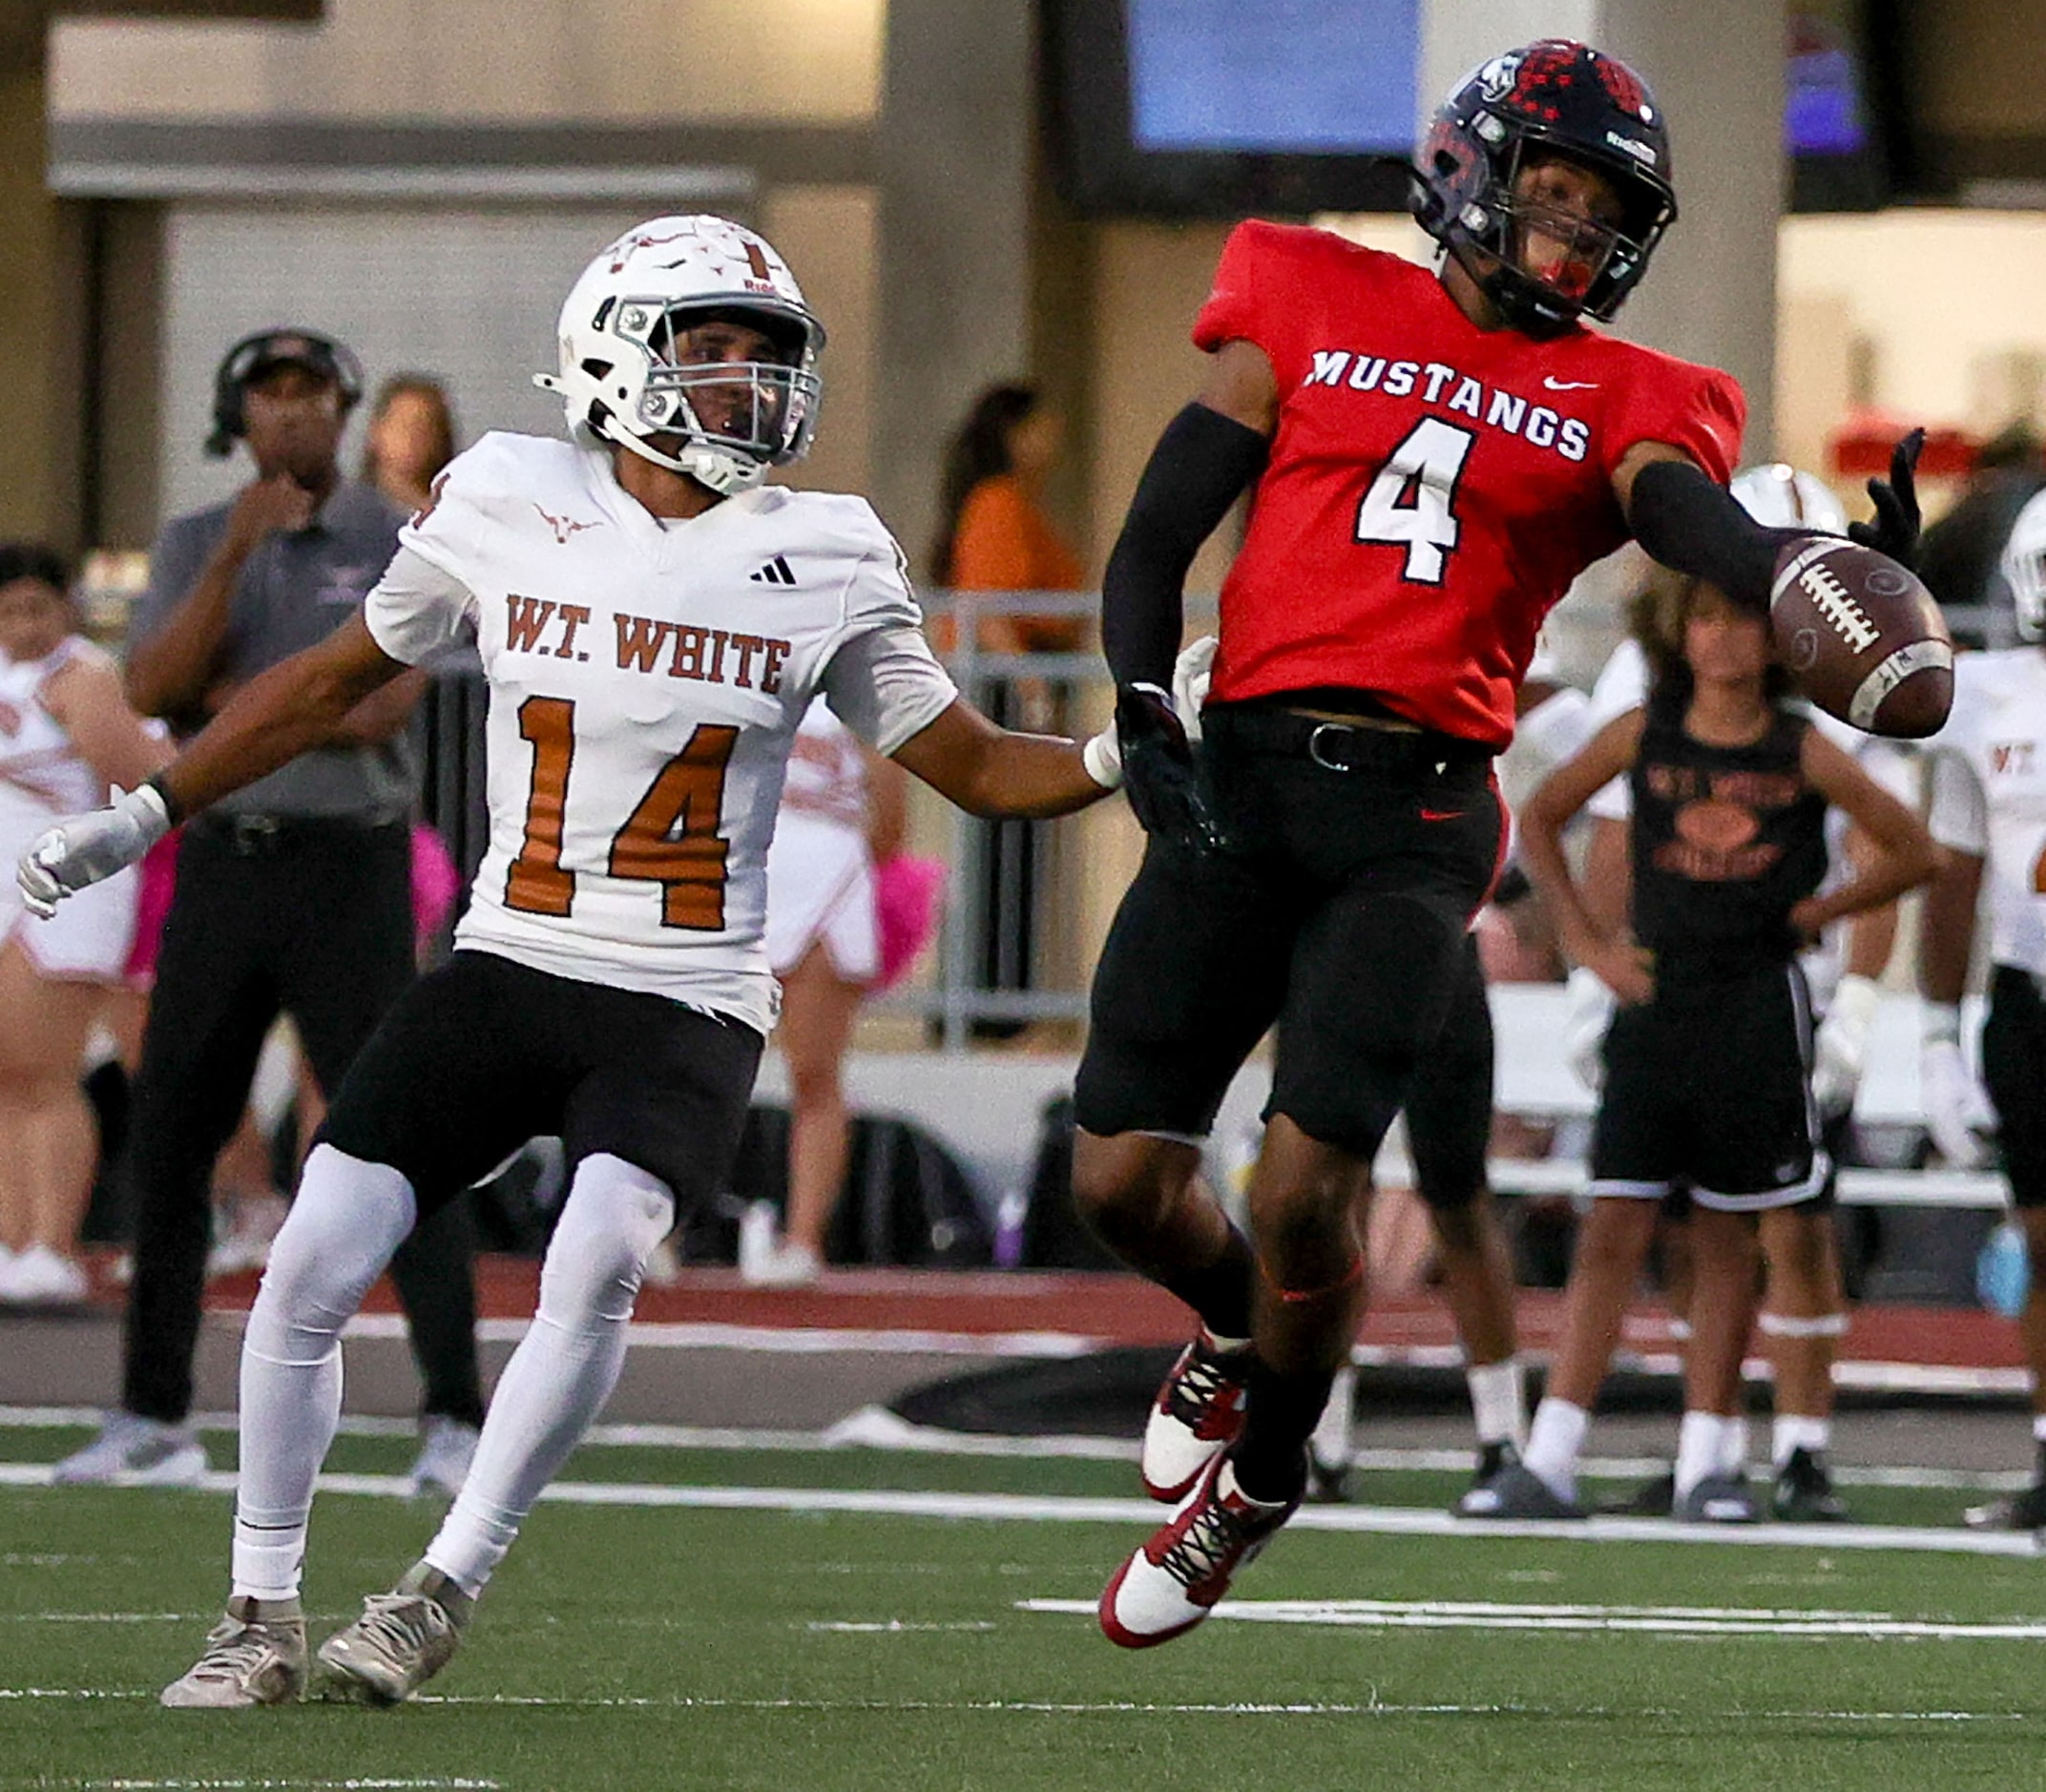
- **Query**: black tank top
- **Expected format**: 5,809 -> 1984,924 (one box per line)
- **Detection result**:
1628,687 -> 1827,978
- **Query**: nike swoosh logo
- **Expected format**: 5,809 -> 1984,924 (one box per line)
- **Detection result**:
1543,378 -> 1598,391
1419,808 -> 1465,823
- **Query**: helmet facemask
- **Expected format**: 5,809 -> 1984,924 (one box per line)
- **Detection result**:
600,301 -> 822,491
2004,529 -> 2046,644
1450,136 -> 1668,333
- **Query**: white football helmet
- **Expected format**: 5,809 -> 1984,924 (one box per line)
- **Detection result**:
1999,486 -> 2046,643
535,215 -> 825,493
1729,462 -> 1849,535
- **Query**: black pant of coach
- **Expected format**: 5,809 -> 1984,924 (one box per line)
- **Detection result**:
120,815 -> 485,1430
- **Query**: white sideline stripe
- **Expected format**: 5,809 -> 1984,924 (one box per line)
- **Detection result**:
1019,1596 -> 2046,1640
1,1400 -> 2040,1492
16,1782 -> 498,1790
1,1462 -> 2040,1557
337,1315 -> 1099,1358
0,1685 -> 2029,1722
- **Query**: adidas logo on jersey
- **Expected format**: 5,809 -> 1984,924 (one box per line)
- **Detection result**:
748,555 -> 797,587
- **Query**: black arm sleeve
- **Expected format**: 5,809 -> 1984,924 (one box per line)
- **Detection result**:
1627,457 -> 1806,616
1100,402 -> 1270,688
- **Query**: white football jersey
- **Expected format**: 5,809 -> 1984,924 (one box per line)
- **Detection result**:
364,429 -> 957,1031
1922,648 -> 2046,977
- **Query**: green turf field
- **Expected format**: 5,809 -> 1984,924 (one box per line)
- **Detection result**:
4,1429 -> 2046,1791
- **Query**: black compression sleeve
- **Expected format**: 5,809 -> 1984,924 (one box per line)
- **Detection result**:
1101,402 -> 1269,688
1627,457 -> 1806,615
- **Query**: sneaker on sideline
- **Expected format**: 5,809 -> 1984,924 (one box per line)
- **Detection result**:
1099,1452 -> 1300,1649
160,1596 -> 306,1709
1,1244 -> 90,1307
1456,1458 -> 1586,1520
1142,1326 -> 1253,1502
1673,1470 -> 1760,1523
741,1240 -> 822,1288
318,1561 -> 470,1703
1964,1481 -> 2046,1532
51,1411 -> 208,1486
407,1416 -> 479,1500
1771,1447 -> 1848,1523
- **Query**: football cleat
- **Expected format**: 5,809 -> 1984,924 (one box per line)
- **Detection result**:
52,1411 -> 207,1486
406,1416 -> 479,1502
1456,1458 -> 1586,1521
1099,1452 -> 1300,1649
1771,1447 -> 1849,1523
1673,1471 -> 1759,1524
160,1597 -> 306,1709
1305,1364 -> 1356,1504
1964,1480 -> 2046,1532
317,1562 -> 470,1704
1142,1327 -> 1253,1502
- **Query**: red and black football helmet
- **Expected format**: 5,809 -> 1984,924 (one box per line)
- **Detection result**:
1410,39 -> 1677,335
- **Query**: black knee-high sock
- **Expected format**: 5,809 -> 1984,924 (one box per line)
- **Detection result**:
1154,1222 -> 1256,1342
1230,1359 -> 1329,1505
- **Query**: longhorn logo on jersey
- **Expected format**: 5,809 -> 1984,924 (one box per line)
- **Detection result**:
534,504 -> 603,546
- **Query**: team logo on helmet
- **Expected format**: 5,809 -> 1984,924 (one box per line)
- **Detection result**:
1475,52 -> 1521,103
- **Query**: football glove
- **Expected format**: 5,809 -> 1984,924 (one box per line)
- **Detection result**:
1810,972 -> 1881,1121
1171,636 -> 1218,744
16,782 -> 173,919
1920,1002 -> 1994,1169
1562,966 -> 1614,1094
1116,681 -> 1224,852
1846,426 -> 1924,573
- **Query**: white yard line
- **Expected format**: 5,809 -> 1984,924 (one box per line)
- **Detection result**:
0,1686 -> 2034,1723
1018,1595 -> 2046,1639
0,1462 -> 2039,1557
0,1402 -> 2036,1492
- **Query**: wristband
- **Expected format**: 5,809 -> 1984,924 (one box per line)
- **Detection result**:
1081,731 -> 1123,790
1921,1000 -> 1962,1048
141,773 -> 185,827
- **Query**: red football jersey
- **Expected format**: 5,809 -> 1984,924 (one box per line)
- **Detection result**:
1195,221 -> 1744,747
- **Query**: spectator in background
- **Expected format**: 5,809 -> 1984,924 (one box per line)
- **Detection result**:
929,385 -> 1086,1035
359,375 -> 459,516
52,329 -> 486,1494
741,698 -> 908,1287
0,545 -> 169,1304
1917,422 -> 2044,647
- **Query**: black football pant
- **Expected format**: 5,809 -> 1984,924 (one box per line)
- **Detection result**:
120,818 -> 485,1429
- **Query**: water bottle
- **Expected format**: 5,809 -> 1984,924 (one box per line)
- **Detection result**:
1976,1221 -> 2030,1320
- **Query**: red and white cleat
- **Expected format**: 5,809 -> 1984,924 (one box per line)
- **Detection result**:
1098,1452 -> 1299,1649
1142,1326 -> 1253,1502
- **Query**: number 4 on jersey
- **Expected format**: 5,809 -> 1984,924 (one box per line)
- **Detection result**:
507,695 -> 737,929
1354,416 -> 1476,584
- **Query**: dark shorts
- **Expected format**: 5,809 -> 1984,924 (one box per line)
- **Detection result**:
1589,960 -> 1827,1212
1983,964 -> 2046,1208
322,948 -> 764,1215
1404,931 -> 1493,1212
1075,704 -> 1504,1160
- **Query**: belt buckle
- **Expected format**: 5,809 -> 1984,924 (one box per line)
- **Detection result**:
1306,721 -> 1357,772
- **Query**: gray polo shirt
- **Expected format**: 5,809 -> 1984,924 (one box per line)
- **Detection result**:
130,480 -> 418,823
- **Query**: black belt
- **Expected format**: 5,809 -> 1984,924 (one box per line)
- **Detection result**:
1206,705 -> 1493,774
186,811 -> 404,856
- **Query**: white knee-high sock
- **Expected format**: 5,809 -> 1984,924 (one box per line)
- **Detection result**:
426,1154 -> 673,1596
233,1146 -> 419,1602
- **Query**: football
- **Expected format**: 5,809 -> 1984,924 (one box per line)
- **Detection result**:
1769,536 -> 1953,739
